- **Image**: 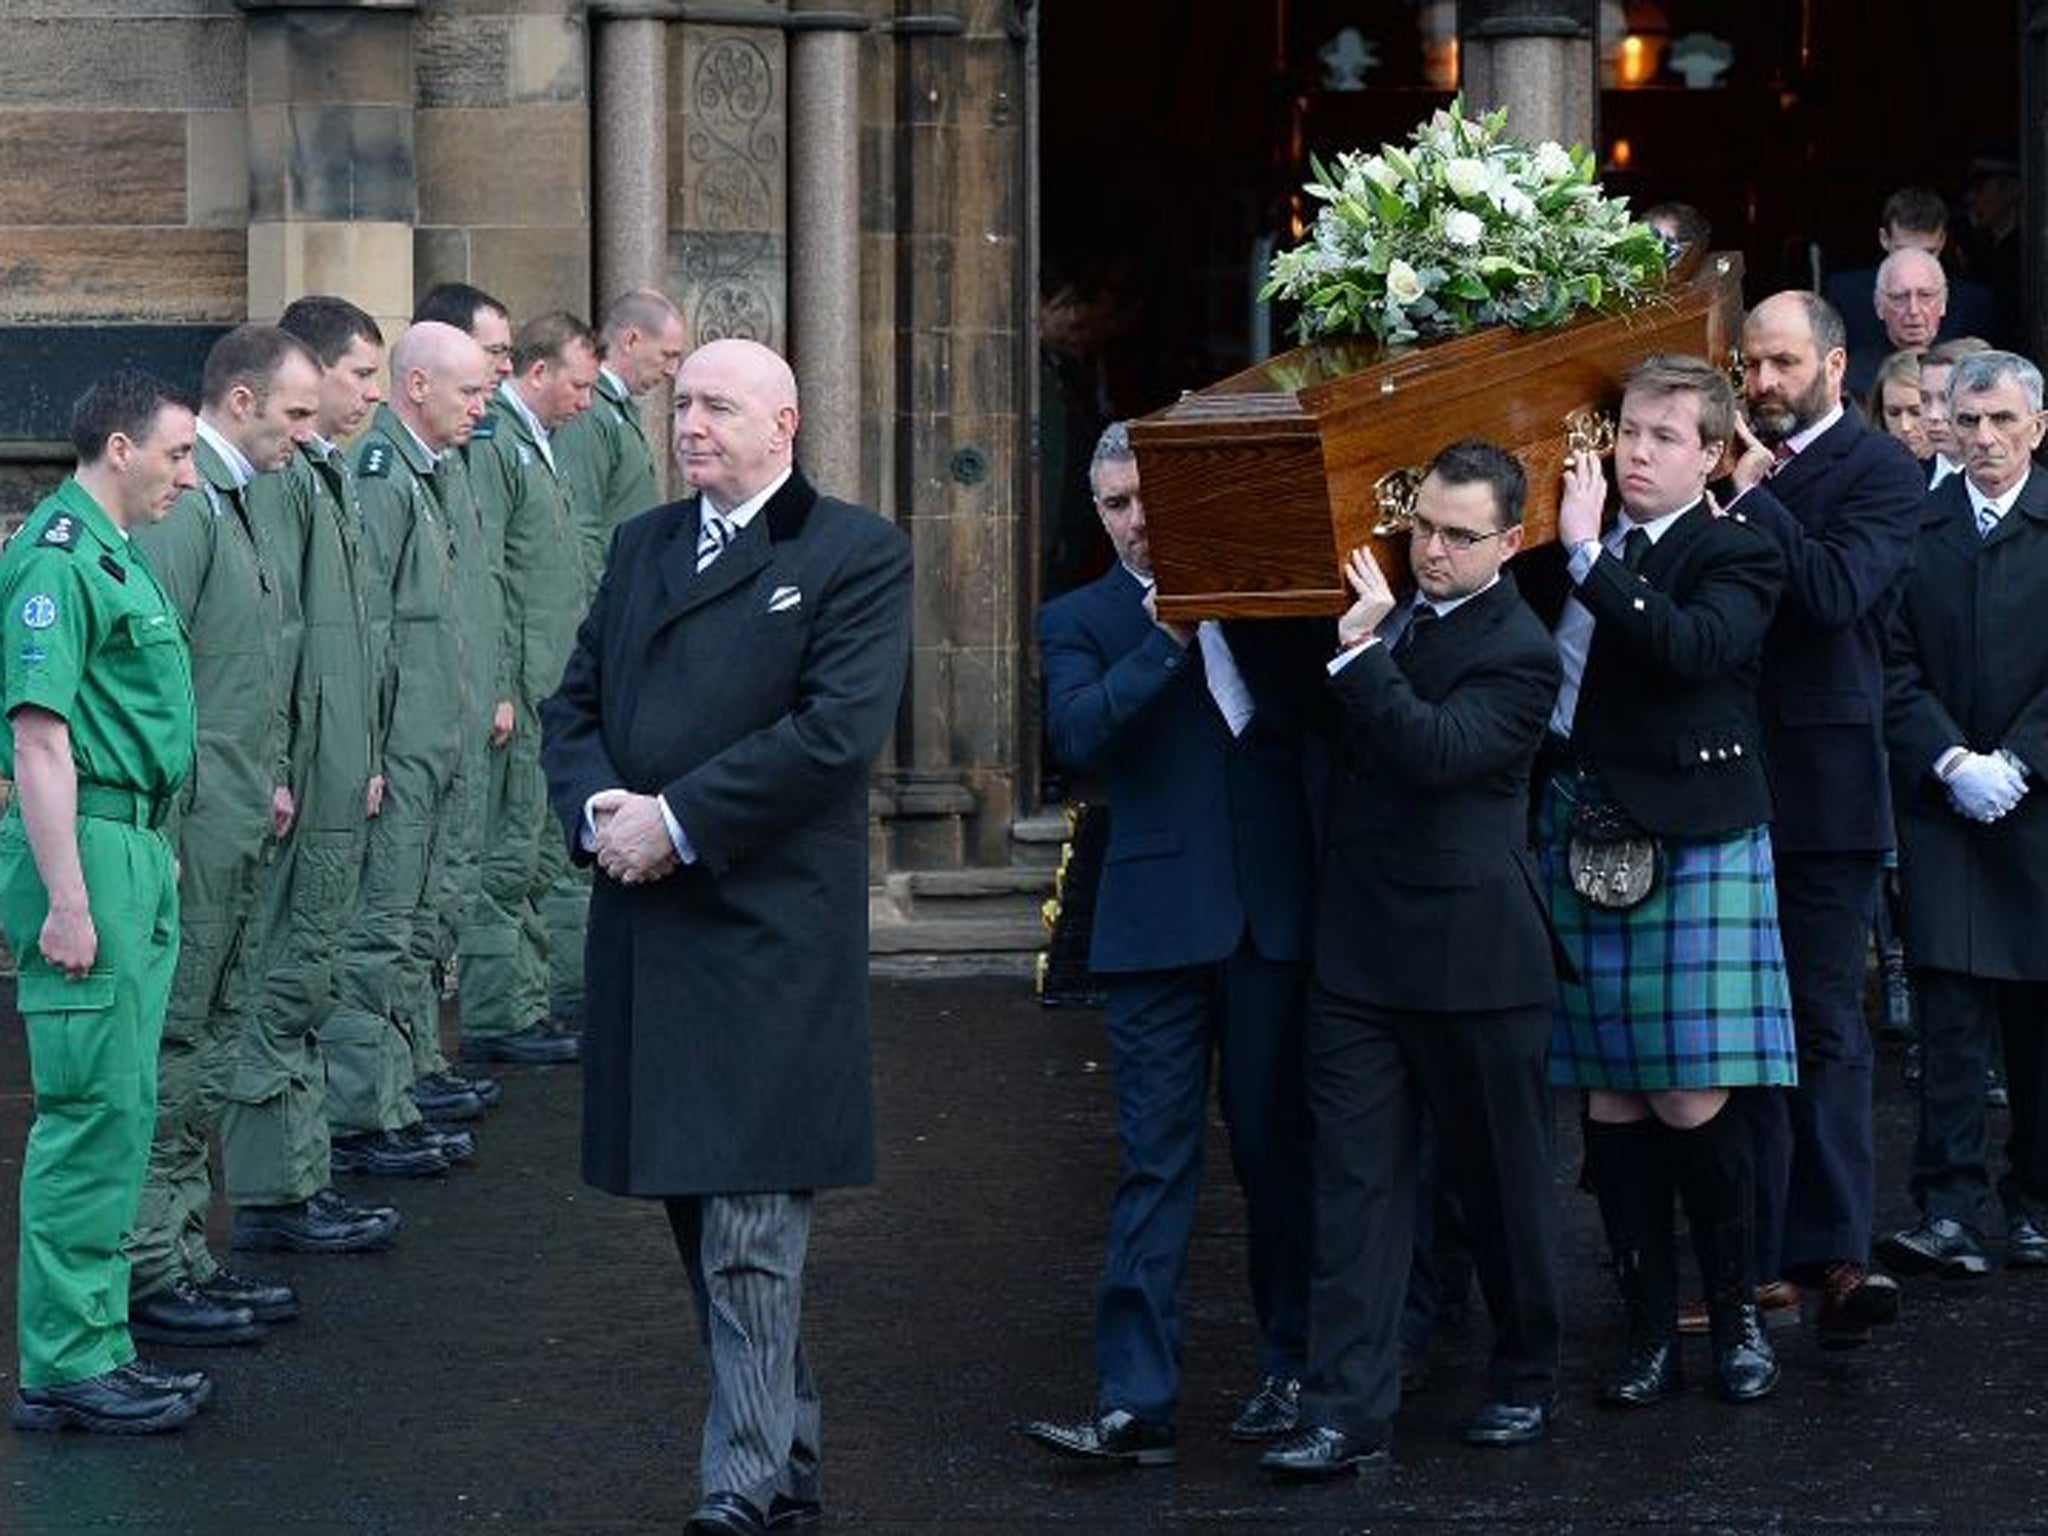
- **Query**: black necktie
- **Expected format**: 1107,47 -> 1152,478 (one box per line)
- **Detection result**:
1394,605 -> 1438,658
1620,527 -> 1651,572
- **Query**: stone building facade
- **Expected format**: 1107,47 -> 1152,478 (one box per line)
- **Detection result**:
0,0 -> 1036,903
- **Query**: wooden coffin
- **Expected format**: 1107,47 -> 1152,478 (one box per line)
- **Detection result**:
1130,252 -> 1745,620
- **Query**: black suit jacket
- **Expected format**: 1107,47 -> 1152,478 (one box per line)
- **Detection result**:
1744,409 -> 1925,854
1316,573 -> 1562,1012
1520,504 -> 1785,839
1886,470 -> 2048,978
1037,565 -> 1324,972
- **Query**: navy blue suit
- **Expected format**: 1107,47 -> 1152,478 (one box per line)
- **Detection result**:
1038,564 -> 1318,1421
1742,410 -> 1925,1277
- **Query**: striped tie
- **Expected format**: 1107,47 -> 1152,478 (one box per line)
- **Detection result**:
697,511 -> 734,572
1977,503 -> 2001,539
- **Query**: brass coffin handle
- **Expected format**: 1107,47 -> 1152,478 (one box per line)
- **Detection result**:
1562,405 -> 1616,457
1372,466 -> 1425,536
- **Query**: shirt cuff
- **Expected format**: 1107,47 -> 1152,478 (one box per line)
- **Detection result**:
1567,539 -> 1602,584
1935,746 -> 1969,782
1326,638 -> 1378,675
658,793 -> 697,865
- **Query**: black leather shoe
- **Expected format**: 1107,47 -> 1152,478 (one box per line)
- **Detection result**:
2008,1213 -> 2048,1268
197,1268 -> 300,1323
460,1021 -> 580,1066
410,1073 -> 487,1122
12,1367 -> 201,1434
1600,1336 -> 1682,1407
1814,1263 -> 1900,1350
119,1359 -> 212,1408
686,1491 -> 767,1535
1228,1375 -> 1301,1441
1986,1067 -> 2010,1108
1017,1408 -> 1176,1466
402,1121 -> 474,1164
1879,1216 -> 1992,1278
128,1278 -> 265,1347
1464,1399 -> 1555,1446
233,1196 -> 399,1253
445,1068 -> 502,1107
766,1493 -> 822,1529
1258,1424 -> 1391,1480
331,1130 -> 450,1179
309,1186 -> 398,1231
1710,1303 -> 1780,1403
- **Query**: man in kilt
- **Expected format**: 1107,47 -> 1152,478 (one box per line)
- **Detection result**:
1520,354 -> 1794,1406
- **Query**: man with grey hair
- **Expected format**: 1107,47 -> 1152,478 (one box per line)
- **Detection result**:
1848,248 -> 1949,396
1882,348 -> 2048,1278
1021,421 -> 1317,1467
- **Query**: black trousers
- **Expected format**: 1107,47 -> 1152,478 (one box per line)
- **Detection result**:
1910,968 -> 2048,1226
1301,989 -> 1559,1440
1749,851 -> 1883,1276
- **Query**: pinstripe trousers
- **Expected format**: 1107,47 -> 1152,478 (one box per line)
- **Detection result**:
665,1193 -> 822,1511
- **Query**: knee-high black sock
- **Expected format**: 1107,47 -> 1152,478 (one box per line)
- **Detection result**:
1661,1103 -> 1756,1308
1585,1117 -> 1675,1338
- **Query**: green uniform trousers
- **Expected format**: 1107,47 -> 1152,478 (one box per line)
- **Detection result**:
219,818 -> 366,1205
324,771 -> 445,1134
124,816 -> 264,1298
422,741 -> 486,1073
541,847 -> 588,1020
2,810 -> 178,1388
457,707 -> 548,1041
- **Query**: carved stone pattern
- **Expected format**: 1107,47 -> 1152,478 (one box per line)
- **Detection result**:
694,281 -> 775,344
682,34 -> 782,347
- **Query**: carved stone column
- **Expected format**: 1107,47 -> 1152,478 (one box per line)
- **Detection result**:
787,8 -> 867,497
1458,0 -> 1597,149
239,1 -> 418,339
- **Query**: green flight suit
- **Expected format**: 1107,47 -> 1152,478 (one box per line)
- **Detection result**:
326,407 -> 463,1131
124,436 -> 287,1301
412,434 -> 495,1081
0,478 -> 194,1387
457,387 -> 585,1043
543,368 -> 659,1019
220,439 -> 378,1203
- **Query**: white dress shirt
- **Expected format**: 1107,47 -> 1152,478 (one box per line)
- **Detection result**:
1549,500 -> 1697,738
497,381 -> 557,472
1326,574 -> 1500,676
1134,567 -> 1255,736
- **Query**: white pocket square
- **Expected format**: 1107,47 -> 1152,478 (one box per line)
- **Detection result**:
767,585 -> 802,613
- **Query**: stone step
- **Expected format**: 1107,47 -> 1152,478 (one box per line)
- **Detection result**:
883,865 -> 1054,913
868,911 -> 1045,955
1009,810 -> 1071,867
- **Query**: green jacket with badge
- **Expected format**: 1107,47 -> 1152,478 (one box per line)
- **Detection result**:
249,440 -> 376,830
0,480 -> 195,804
355,406 -> 465,788
468,386 -> 586,711
553,368 -> 658,588
131,434 -> 287,853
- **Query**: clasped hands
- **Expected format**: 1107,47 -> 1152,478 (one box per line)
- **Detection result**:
1946,750 -> 2030,824
589,789 -> 681,885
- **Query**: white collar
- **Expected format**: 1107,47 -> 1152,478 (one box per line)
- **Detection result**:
195,416 -> 257,489
1611,496 -> 1699,547
600,365 -> 631,400
1967,468 -> 2030,524
703,466 -> 793,534
1415,572 -> 1499,618
498,381 -> 552,453
1782,402 -> 1845,458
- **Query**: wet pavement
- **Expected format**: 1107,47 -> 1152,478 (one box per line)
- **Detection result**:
0,974 -> 2045,1534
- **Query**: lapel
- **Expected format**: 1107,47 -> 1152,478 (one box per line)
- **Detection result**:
1766,409 -> 1859,511
1399,573 -> 1512,690
1980,468 -> 2048,555
1634,501 -> 1711,584
654,468 -> 819,628
600,371 -> 649,451
492,386 -> 556,477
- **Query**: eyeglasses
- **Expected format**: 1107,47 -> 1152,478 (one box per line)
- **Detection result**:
1409,515 -> 1508,552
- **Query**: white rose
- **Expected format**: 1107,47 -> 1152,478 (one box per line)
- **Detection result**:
1443,209 -> 1485,247
1385,258 -> 1424,304
1534,141 -> 1575,182
1444,157 -> 1491,200
1497,185 -> 1536,221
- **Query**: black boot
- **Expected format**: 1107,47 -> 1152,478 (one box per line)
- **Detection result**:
1585,1118 -> 1682,1408
1665,1106 -> 1779,1404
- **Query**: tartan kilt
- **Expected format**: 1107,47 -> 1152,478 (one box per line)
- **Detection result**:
1540,774 -> 1797,1091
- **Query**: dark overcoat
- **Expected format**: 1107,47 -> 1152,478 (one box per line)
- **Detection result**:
1886,469 -> 2048,980
1746,409 -> 1924,855
539,469 -> 913,1196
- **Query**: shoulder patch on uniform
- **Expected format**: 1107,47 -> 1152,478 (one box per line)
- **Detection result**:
358,442 -> 392,479
470,416 -> 497,442
20,593 -> 58,630
38,514 -> 77,550
99,554 -> 127,584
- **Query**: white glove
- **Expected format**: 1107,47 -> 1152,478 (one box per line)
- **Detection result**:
1946,751 -> 2028,822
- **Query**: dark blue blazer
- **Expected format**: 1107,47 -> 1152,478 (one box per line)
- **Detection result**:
1744,408 -> 1925,853
1037,565 -> 1320,973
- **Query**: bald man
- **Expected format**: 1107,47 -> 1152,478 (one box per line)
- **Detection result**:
320,323 -> 497,1180
540,339 -> 912,1535
1847,248 -> 1950,396
1737,290 -> 1923,1347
